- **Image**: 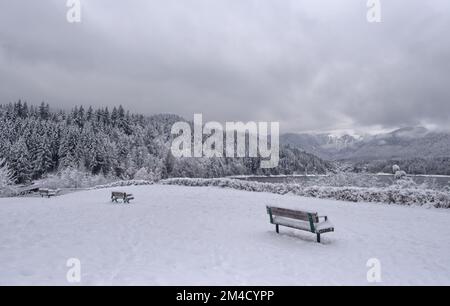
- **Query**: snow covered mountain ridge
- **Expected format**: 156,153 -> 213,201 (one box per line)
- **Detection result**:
280,126 -> 450,161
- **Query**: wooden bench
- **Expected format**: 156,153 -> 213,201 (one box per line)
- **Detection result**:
111,191 -> 134,204
39,188 -> 59,198
266,206 -> 334,243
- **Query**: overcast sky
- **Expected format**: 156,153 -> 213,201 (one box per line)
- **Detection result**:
0,0 -> 449,133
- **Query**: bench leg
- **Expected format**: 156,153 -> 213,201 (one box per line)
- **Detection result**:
276,224 -> 279,234
316,233 -> 321,243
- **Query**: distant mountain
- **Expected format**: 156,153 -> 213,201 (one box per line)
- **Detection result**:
281,127 -> 450,161
281,133 -> 361,160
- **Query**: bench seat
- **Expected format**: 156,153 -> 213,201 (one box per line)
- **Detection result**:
314,220 -> 335,234
273,216 -> 334,234
272,216 -> 312,231
267,206 -> 334,243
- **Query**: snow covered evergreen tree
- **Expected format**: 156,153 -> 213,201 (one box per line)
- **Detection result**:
0,158 -> 14,189
9,138 -> 32,184
0,101 -> 334,185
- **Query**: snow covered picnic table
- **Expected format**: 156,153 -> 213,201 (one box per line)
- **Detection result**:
0,185 -> 449,285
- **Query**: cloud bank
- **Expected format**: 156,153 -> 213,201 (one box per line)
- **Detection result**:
0,0 -> 449,132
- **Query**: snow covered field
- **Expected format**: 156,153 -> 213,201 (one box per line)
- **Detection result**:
0,185 -> 449,285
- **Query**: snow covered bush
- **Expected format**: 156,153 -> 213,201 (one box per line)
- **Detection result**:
40,168 -> 112,189
90,180 -> 153,189
39,169 -> 155,190
392,176 -> 416,189
133,167 -> 160,182
392,164 -> 401,173
394,170 -> 407,180
161,177 -> 450,208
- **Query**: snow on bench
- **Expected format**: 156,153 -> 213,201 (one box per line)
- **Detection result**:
266,206 -> 334,243
38,188 -> 60,198
111,191 -> 134,204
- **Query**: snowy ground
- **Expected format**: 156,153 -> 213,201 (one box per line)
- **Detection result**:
0,185 -> 449,285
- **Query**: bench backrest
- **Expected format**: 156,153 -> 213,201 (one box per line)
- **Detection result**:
112,191 -> 126,197
267,206 -> 319,223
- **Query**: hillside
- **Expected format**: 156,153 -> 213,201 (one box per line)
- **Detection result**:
281,127 -> 450,174
0,101 -> 333,188
282,127 -> 450,160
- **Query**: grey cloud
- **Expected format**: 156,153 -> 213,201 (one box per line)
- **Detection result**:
0,0 -> 449,133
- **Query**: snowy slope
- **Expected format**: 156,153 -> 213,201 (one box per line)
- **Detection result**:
0,185 -> 449,285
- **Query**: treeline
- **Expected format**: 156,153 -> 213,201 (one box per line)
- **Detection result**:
0,101 -> 333,184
